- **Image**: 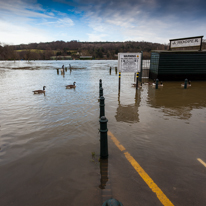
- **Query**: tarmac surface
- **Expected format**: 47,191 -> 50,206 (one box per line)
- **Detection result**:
1,61 -> 206,206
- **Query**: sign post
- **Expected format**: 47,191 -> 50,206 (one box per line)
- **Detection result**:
140,51 -> 143,83
136,72 -> 139,90
118,72 -> 121,92
118,53 -> 142,91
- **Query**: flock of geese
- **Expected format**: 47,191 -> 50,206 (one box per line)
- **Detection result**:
32,69 -> 191,94
132,81 -> 164,87
33,80 -> 191,94
33,64 -> 77,94
32,82 -> 76,94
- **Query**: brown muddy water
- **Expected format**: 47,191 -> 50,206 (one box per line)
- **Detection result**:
1,60 -> 206,206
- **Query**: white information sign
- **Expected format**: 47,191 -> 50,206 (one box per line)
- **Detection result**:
170,37 -> 201,48
118,53 -> 141,73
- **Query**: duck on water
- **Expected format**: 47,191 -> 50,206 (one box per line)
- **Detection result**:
66,82 -> 76,89
181,81 -> 191,87
32,86 -> 46,94
151,81 -> 163,87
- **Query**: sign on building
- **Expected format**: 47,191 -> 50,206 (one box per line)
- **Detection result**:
118,53 -> 142,73
169,36 -> 203,49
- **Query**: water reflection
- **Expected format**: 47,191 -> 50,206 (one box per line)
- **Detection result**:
147,82 -> 206,120
99,158 -> 112,203
33,92 -> 46,96
115,91 -> 141,123
99,159 -> 109,189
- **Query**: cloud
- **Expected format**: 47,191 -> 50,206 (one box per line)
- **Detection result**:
38,17 -> 74,27
0,0 -> 205,44
72,0 -> 206,42
56,18 -> 74,26
0,19 -> 54,45
0,0 -> 75,44
87,33 -> 108,42
0,0 -> 50,18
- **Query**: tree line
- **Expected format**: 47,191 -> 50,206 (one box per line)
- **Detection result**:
0,40 -> 205,61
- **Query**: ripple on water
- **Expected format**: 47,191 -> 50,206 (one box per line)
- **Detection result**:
1,61 -> 206,165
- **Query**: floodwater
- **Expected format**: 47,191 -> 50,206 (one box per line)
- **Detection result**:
1,60 -> 206,206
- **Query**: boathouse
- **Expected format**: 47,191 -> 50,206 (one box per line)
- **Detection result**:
149,36 -> 206,80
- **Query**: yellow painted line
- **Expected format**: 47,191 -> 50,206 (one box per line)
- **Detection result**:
108,130 -> 174,206
108,130 -> 125,151
197,158 -> 206,167
124,152 -> 174,206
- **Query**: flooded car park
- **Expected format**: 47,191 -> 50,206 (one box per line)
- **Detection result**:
0,60 -> 206,205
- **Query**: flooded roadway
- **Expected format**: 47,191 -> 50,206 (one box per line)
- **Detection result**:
0,60 -> 206,206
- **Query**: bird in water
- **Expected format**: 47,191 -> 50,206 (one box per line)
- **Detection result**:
150,79 -> 157,86
151,81 -> 163,87
66,82 -> 76,89
32,86 -> 46,94
131,83 -> 142,88
142,82 -> 153,85
181,81 -> 191,87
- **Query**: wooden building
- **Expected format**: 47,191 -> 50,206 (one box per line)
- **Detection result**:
149,50 -> 206,80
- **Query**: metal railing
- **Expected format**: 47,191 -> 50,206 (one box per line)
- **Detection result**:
142,60 -> 150,78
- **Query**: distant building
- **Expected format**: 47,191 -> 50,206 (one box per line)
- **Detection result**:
80,56 -> 93,60
50,56 -> 72,60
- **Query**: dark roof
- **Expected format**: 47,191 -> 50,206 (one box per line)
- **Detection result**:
151,50 -> 206,53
